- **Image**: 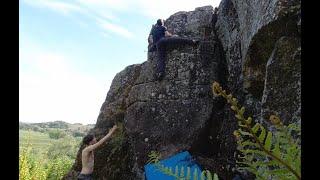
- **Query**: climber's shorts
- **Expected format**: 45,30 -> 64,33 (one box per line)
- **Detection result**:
77,173 -> 93,180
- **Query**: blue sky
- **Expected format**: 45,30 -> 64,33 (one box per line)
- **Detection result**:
19,0 -> 221,125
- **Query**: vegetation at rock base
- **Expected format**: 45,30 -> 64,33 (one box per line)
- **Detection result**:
212,82 -> 301,180
19,122 -> 87,180
19,143 -> 74,180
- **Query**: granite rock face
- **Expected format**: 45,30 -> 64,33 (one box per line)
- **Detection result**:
65,0 -> 300,179
260,36 -> 301,125
165,6 -> 215,40
212,0 -> 300,178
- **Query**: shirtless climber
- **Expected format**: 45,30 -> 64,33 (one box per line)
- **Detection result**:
78,125 -> 118,180
148,19 -> 199,81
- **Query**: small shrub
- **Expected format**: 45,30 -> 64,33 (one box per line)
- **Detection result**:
46,155 -> 73,180
48,129 -> 67,139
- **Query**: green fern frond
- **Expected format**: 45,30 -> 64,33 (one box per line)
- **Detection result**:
258,125 -> 266,142
264,132 -> 273,151
239,141 -> 260,148
200,171 -> 206,180
206,170 -> 212,180
193,168 -> 198,180
186,167 -> 191,180
212,81 -> 301,180
251,123 -> 260,134
175,165 -> 179,176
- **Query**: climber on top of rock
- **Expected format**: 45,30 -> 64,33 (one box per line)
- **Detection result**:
148,19 -> 199,81
77,125 -> 118,180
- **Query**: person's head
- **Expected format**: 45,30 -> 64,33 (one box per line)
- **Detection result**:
156,19 -> 164,26
83,134 -> 97,145
214,7 -> 218,14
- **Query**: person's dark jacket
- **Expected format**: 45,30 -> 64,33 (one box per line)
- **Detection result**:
150,25 -> 167,44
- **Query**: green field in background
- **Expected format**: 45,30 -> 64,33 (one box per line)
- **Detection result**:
19,130 -> 56,150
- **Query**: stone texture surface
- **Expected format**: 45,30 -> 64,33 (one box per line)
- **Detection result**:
212,0 -> 301,178
65,0 -> 301,179
260,36 -> 301,125
165,6 -> 215,40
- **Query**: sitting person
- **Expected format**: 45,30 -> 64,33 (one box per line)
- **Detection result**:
148,19 -> 199,81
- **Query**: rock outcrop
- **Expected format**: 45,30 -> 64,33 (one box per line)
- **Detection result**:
65,0 -> 300,179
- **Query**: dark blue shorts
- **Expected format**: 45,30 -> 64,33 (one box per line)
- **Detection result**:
77,173 -> 93,180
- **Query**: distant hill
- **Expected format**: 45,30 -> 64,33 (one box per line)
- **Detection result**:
19,121 -> 95,137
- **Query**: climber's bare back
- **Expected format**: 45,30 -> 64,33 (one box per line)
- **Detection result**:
80,148 -> 95,174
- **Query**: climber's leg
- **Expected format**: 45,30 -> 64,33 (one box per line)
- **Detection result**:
148,43 -> 156,52
166,37 -> 198,46
155,38 -> 167,80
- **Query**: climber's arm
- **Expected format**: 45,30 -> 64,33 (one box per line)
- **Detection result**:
148,35 -> 153,44
148,24 -> 155,44
84,125 -> 118,152
165,30 -> 173,37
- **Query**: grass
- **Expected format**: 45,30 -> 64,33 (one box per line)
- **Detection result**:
19,130 -> 55,151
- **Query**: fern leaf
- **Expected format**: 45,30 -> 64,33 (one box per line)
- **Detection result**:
293,155 -> 301,173
211,82 -> 301,180
264,160 -> 283,167
238,122 -> 247,128
213,173 -> 219,180
269,168 -> 290,176
200,170 -> 206,180
206,170 -> 212,180
283,146 -> 300,168
235,114 -> 243,120
240,141 -> 260,148
240,149 -> 267,157
264,132 -> 273,151
272,140 -> 281,158
238,166 -> 260,177
246,117 -> 253,125
239,107 -> 245,115
231,105 -> 237,111
180,166 -> 185,178
186,167 -> 191,180
258,126 -> 266,142
193,168 -> 198,180
238,129 -> 253,137
251,123 -> 260,134
175,166 -> 179,176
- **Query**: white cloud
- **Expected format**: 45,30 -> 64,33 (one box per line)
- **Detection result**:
22,0 -> 132,39
22,0 -> 221,39
75,0 -> 130,12
23,0 -> 84,15
96,18 -> 134,39
135,0 -> 221,19
74,0 -> 221,19
101,32 -> 111,38
19,47 -> 107,124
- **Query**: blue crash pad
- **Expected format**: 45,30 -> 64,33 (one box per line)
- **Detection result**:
144,151 -> 202,180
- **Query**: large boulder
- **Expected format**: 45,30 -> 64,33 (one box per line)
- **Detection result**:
65,0 -> 301,179
65,6 -> 225,180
